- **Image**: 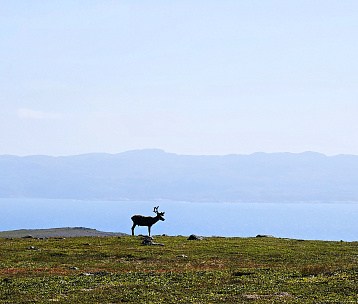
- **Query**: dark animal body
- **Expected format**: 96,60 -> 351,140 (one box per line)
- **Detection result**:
131,206 -> 165,236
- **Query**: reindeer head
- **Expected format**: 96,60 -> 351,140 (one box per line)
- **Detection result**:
153,206 -> 165,221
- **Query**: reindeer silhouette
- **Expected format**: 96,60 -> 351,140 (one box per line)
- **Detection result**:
131,206 -> 165,236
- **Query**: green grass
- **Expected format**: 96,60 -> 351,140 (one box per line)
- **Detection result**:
0,236 -> 357,303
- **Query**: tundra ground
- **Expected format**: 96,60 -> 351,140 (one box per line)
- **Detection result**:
0,236 -> 357,303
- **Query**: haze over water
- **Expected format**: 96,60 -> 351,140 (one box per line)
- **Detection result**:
1,199 -> 357,242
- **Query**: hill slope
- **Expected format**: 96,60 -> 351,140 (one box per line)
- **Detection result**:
0,227 -> 127,238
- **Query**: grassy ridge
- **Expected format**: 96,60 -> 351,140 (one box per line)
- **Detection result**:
0,236 -> 357,303
0,227 -> 126,238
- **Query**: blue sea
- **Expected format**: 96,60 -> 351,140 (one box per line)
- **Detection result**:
1,199 -> 357,241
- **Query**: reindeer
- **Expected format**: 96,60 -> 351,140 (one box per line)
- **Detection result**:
131,206 -> 165,236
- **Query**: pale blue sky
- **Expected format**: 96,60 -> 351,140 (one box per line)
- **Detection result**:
1,1 -> 357,156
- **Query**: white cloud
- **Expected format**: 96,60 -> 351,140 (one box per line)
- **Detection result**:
17,108 -> 62,120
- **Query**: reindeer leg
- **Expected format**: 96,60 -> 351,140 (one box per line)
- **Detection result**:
131,224 -> 136,236
148,226 -> 151,236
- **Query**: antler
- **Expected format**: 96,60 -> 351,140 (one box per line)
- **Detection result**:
153,206 -> 159,213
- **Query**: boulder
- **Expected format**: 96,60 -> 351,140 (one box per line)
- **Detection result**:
141,236 -> 164,246
187,234 -> 203,241
256,235 -> 275,238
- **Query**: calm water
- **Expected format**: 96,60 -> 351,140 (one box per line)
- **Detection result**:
1,199 -> 357,241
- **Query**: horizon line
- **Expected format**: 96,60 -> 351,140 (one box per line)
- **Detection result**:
1,149 -> 357,158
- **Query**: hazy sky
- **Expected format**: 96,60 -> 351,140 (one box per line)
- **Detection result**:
1,1 -> 357,156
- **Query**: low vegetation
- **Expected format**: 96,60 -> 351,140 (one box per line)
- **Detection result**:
0,235 -> 357,303
0,227 -> 125,239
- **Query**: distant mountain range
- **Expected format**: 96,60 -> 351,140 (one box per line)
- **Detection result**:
1,149 -> 358,203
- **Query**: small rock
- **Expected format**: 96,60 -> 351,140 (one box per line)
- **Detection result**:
69,266 -> 79,270
141,236 -> 164,246
243,294 -> 261,300
80,271 -> 111,277
27,246 -> 38,250
177,254 -> 188,258
232,271 -> 254,277
142,236 -> 153,240
22,235 -> 34,239
141,236 -> 153,245
142,240 -> 165,246
92,271 -> 111,276
243,292 -> 292,299
276,292 -> 292,298
142,240 -> 152,245
187,234 -> 203,241
256,234 -> 275,238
